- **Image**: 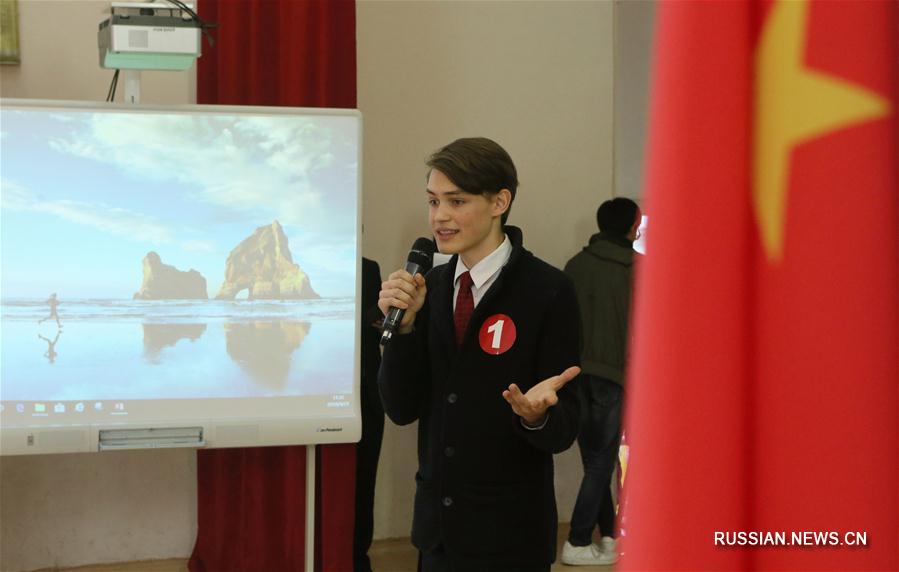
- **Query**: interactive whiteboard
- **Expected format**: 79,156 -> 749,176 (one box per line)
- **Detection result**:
0,100 -> 362,454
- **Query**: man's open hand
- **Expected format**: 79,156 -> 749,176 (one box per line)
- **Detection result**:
502,366 -> 581,426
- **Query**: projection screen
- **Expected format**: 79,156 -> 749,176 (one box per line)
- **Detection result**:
0,100 -> 362,454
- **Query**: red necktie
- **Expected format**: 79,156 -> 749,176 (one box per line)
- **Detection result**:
454,271 -> 474,346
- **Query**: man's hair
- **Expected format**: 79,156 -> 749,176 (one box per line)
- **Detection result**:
597,197 -> 640,236
426,137 -> 518,224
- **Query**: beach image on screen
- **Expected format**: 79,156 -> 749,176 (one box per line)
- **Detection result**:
1,105 -> 359,426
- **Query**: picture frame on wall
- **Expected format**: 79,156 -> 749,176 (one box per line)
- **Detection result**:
1,0 -> 20,65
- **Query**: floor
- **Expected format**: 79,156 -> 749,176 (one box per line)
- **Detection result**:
33,524 -> 613,572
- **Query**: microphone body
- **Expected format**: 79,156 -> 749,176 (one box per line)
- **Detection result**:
380,238 -> 436,346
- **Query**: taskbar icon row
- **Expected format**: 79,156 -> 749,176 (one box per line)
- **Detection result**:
1,401 -> 128,415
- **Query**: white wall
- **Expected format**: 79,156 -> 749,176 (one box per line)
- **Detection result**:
357,0 -> 615,273
356,0 -> 615,540
0,0 -> 654,568
614,0 -> 655,202
0,450 -> 197,571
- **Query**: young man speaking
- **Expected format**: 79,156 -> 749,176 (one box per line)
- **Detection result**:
378,137 -> 582,571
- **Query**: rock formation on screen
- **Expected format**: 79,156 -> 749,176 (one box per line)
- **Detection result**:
216,221 -> 319,300
133,251 -> 208,300
224,321 -> 311,387
142,323 -> 207,362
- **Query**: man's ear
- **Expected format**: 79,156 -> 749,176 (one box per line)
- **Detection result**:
493,189 -> 512,217
631,208 -> 643,234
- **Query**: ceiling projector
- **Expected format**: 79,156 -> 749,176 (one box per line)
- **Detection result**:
98,1 -> 200,71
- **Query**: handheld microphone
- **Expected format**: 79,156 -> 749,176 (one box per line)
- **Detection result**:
380,237 -> 436,346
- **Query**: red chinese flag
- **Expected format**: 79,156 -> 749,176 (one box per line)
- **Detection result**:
619,1 -> 897,570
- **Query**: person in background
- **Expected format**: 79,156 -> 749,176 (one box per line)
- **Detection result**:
377,137 -> 582,572
354,257 -> 385,572
38,292 -> 61,327
561,198 -> 642,566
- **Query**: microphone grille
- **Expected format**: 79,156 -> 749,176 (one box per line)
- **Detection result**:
411,237 -> 437,255
408,237 -> 436,271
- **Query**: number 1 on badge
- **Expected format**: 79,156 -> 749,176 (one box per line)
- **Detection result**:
479,314 -> 516,355
487,319 -> 505,349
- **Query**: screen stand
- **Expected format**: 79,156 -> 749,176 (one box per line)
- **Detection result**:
123,69 -> 141,104
306,444 -> 316,572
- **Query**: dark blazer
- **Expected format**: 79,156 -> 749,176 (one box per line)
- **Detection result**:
355,257 -> 385,572
378,227 -> 581,569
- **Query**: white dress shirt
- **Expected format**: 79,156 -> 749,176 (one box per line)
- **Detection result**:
452,234 -> 513,311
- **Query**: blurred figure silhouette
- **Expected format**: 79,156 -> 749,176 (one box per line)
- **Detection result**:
38,331 -> 61,364
354,257 -> 384,572
38,293 -> 62,327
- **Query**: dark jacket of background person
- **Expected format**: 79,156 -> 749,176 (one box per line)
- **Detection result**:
563,234 -> 639,385
378,227 -> 581,569
354,257 -> 384,572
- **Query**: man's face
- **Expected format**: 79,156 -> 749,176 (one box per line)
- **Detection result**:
427,169 -> 504,266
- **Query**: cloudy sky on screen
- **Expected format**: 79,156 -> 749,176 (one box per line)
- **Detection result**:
1,108 -> 359,298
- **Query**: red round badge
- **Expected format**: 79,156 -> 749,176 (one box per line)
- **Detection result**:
478,314 -> 517,355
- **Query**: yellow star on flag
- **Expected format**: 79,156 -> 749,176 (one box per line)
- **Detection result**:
754,0 -> 891,261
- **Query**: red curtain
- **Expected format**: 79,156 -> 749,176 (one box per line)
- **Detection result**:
189,2 -> 357,571
197,0 -> 356,108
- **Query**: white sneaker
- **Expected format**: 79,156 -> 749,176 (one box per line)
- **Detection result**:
599,536 -> 618,564
561,540 -> 617,566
